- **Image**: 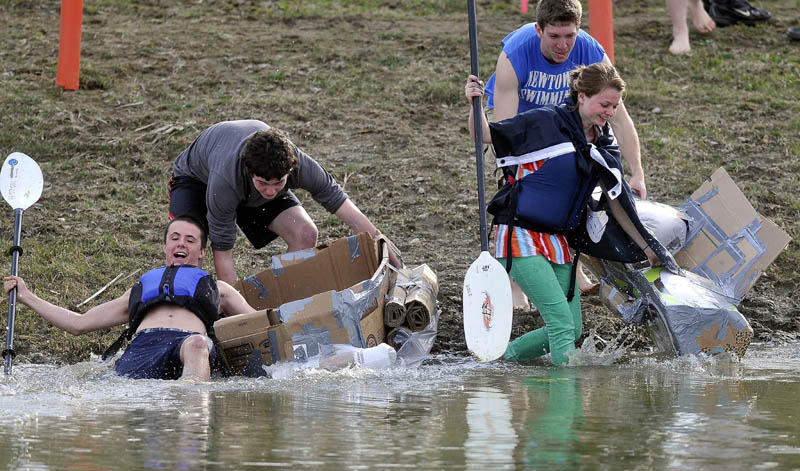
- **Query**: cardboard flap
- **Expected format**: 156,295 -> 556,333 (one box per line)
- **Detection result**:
214,309 -> 272,340
235,232 -> 381,310
677,167 -> 791,302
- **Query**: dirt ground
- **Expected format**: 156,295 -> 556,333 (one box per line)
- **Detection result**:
0,0 -> 797,363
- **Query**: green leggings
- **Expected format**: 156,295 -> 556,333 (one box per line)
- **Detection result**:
499,255 -> 582,366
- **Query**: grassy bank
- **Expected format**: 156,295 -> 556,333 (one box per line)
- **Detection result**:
0,0 -> 797,363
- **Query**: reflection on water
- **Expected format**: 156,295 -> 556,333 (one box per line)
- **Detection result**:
465,386 -> 517,469
0,343 -> 799,469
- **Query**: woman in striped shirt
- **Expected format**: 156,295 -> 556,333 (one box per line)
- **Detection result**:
466,63 -> 627,366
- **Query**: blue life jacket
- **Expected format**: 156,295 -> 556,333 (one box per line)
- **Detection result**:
487,102 -> 605,236
127,265 -> 220,338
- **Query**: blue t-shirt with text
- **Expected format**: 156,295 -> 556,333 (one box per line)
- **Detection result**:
485,24 -> 605,113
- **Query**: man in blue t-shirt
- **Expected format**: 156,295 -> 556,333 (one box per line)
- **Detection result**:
468,0 -> 646,295
484,0 -> 644,196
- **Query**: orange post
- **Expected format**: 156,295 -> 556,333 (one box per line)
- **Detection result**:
521,0 -> 528,14
588,0 -> 614,64
56,0 -> 84,90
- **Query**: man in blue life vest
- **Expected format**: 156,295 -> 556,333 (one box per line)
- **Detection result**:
3,216 -> 256,381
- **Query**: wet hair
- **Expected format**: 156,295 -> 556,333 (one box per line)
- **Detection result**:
568,63 -> 627,105
240,128 -> 299,181
164,215 -> 208,249
536,0 -> 582,29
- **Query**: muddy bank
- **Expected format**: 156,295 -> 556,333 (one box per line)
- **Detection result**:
0,0 -> 797,364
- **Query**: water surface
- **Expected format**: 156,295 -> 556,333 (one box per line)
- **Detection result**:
0,343 -> 798,470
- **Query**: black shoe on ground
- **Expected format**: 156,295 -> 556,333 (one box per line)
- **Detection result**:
789,27 -> 800,41
708,0 -> 771,27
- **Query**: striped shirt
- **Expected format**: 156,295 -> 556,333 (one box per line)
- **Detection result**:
493,159 -> 573,264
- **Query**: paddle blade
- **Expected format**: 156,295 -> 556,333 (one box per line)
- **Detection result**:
1,152 -> 44,211
463,251 -> 513,362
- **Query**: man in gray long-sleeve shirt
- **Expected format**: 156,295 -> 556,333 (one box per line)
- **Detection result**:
170,120 -> 391,284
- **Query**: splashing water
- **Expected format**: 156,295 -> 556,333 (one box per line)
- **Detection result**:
567,327 -> 639,366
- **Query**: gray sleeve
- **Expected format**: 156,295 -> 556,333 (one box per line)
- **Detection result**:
205,173 -> 242,251
289,146 -> 349,214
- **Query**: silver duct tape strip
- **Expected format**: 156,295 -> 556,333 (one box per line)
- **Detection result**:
268,329 -> 281,364
329,279 -> 382,347
289,324 -> 333,362
397,281 -> 436,297
243,275 -> 269,300
603,285 -> 646,324
348,234 -> 362,261
681,188 -> 767,302
395,271 -> 437,297
680,186 -> 719,242
275,296 -> 316,324
663,306 -> 750,356
270,248 -> 316,276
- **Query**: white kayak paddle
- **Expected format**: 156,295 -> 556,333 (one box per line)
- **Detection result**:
1,152 -> 44,374
462,0 -> 513,362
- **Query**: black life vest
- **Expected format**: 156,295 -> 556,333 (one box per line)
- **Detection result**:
127,265 -> 220,336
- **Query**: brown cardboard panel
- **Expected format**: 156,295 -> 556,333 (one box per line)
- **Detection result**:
214,309 -> 276,373
737,239 -> 759,264
218,330 -> 275,373
698,197 -> 740,235
214,309 -> 272,340
281,252 -> 340,298
704,250 -> 738,275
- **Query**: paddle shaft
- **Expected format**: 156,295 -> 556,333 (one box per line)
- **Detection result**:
467,0 -> 488,252
4,208 -> 23,375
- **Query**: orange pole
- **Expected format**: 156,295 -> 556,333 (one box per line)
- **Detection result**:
56,0 -> 84,90
521,0 -> 528,14
588,0 -> 614,64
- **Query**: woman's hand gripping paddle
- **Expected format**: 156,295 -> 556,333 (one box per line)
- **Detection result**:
1,152 -> 43,374
462,0 -> 512,362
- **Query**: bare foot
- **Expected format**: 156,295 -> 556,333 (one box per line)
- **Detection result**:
510,277 -> 531,311
669,35 -> 692,55
690,0 -> 716,33
578,270 -> 599,295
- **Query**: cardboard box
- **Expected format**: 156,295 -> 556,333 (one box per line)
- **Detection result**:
677,167 -> 791,302
214,233 -> 389,374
